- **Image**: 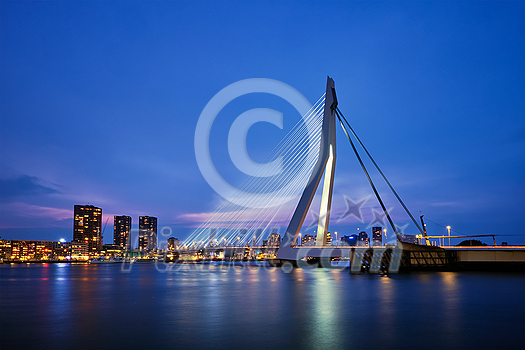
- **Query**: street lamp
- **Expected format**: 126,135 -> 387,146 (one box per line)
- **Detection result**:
335,232 -> 338,246
298,233 -> 302,247
446,226 -> 451,247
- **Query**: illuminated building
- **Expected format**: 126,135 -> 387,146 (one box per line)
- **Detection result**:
302,234 -> 315,246
101,244 -> 122,257
73,204 -> 102,257
54,241 -> 88,260
70,241 -> 88,257
326,232 -> 332,245
341,234 -> 358,246
167,237 -> 179,251
358,231 -> 368,247
138,216 -> 157,252
0,239 -> 11,260
2,240 -> 55,261
372,227 -> 382,246
114,215 -> 132,250
268,233 -> 281,247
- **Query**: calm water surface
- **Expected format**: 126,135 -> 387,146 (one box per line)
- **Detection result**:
1,263 -> 524,350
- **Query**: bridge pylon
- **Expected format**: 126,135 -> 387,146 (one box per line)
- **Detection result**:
276,76 -> 338,261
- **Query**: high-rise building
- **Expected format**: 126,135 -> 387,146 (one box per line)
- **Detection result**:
268,233 -> 281,247
73,205 -> 102,256
341,235 -> 358,246
326,232 -> 332,245
358,231 -> 368,247
372,227 -> 382,247
138,216 -> 157,252
167,237 -> 179,251
301,234 -> 315,246
114,215 -> 132,250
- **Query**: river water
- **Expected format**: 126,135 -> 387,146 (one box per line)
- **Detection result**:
1,262 -> 523,349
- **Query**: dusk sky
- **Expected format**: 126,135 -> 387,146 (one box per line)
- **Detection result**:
1,1 -> 523,246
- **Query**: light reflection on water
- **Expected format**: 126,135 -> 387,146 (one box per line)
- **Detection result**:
1,264 -> 524,350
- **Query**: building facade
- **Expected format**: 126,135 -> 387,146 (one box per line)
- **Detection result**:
0,240 -> 55,261
372,227 -> 382,246
301,234 -> 315,246
358,231 -> 369,247
167,237 -> 179,251
138,216 -> 157,253
268,233 -> 281,247
73,205 -> 102,256
114,215 -> 132,250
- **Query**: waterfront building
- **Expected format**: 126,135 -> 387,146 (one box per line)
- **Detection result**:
2,240 -> 55,261
167,237 -> 179,251
268,233 -> 281,247
114,215 -> 132,250
101,244 -> 122,258
326,232 -> 332,245
0,239 -> 11,260
138,216 -> 157,253
372,227 -> 382,246
54,241 -> 88,260
70,241 -> 88,258
341,234 -> 358,246
302,234 -> 315,246
358,231 -> 368,247
73,204 -> 102,256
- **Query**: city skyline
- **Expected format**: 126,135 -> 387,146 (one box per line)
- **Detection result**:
0,1 -> 523,245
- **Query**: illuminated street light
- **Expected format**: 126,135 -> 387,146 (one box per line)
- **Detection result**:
447,226 -> 451,247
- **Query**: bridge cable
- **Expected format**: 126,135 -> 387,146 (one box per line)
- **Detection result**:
334,108 -> 401,242
183,95 -> 326,248
335,107 -> 425,236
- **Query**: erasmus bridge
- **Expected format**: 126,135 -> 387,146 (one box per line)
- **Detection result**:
175,77 -> 525,272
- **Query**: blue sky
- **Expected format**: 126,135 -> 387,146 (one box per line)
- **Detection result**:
0,0 -> 523,245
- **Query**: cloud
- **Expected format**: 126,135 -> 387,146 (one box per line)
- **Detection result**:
0,175 -> 58,202
176,208 -> 292,228
0,202 -> 72,229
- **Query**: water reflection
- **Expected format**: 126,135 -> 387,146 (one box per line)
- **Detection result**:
309,270 -> 343,349
1,265 -> 524,350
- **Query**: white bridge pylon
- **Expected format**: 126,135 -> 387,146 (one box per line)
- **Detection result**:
276,76 -> 339,261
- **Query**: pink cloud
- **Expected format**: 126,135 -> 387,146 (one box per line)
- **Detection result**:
0,202 -> 72,228
177,208 -> 293,228
6,202 -> 72,220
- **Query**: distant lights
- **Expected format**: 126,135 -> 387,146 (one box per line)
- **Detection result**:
59,239 -> 66,243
